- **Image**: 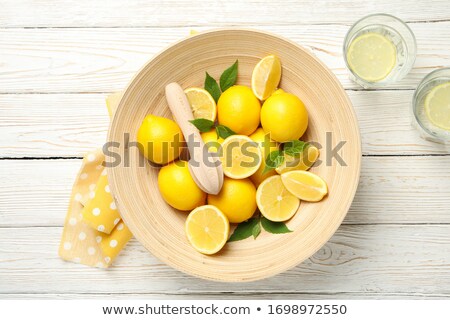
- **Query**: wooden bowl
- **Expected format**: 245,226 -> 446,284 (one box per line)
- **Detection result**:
107,29 -> 361,282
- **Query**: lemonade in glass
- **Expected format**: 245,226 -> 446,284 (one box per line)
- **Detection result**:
413,68 -> 450,145
343,14 -> 416,88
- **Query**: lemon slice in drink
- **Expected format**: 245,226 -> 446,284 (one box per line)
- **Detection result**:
220,135 -> 262,179
256,175 -> 300,222
424,82 -> 450,130
251,55 -> 282,100
281,170 -> 328,202
185,205 -> 229,255
347,32 -> 397,82
185,87 -> 217,121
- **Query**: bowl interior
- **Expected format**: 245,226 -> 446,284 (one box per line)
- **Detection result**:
107,29 -> 361,282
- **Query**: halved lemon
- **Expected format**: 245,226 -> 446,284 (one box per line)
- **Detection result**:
256,175 -> 300,222
184,87 -> 217,121
220,135 -> 262,179
281,170 -> 328,202
251,55 -> 282,100
424,82 -> 450,130
275,145 -> 320,174
185,205 -> 229,255
346,32 -> 396,82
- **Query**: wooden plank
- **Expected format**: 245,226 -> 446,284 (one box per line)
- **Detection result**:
0,23 -> 449,93
2,91 -> 450,158
1,293 -> 448,299
0,157 -> 449,227
1,225 -> 450,294
1,0 -> 449,27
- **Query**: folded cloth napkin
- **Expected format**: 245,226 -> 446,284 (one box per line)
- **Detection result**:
59,93 -> 132,268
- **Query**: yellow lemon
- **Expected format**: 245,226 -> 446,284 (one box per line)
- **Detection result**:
158,160 -> 206,211
249,128 -> 280,186
256,175 -> 300,222
220,135 -> 262,179
185,205 -> 229,255
272,88 -> 285,95
280,170 -> 328,202
347,32 -> 396,82
137,114 -> 184,165
217,85 -> 261,135
185,87 -> 217,121
425,82 -> 450,130
200,129 -> 224,153
251,54 -> 282,100
207,177 -> 257,223
261,92 -> 308,142
276,145 -> 320,174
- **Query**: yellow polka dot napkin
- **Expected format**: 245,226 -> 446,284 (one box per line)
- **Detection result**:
59,92 -> 132,268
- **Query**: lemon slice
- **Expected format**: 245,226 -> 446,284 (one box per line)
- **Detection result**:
256,175 -> 300,222
185,205 -> 229,255
184,87 -> 217,121
275,145 -> 320,174
347,32 -> 396,82
281,170 -> 328,202
249,128 -> 279,186
424,82 -> 450,130
251,55 -> 282,100
220,135 -> 262,179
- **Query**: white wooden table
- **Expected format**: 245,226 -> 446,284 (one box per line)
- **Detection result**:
1,0 -> 450,299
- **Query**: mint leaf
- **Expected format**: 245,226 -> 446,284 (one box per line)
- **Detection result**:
216,125 -> 235,139
252,221 -> 261,239
228,218 -> 259,242
189,118 -> 215,132
262,150 -> 284,174
220,60 -> 238,92
204,72 -> 221,103
283,140 -> 308,157
261,216 -> 293,234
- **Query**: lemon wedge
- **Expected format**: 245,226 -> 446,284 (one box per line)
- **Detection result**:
276,145 -> 320,174
220,135 -> 262,179
347,32 -> 396,82
256,175 -> 300,222
184,87 -> 217,121
425,82 -> 450,130
281,170 -> 328,202
251,55 -> 282,100
185,205 -> 229,255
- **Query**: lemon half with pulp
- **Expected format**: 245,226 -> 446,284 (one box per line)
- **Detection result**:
185,205 -> 229,255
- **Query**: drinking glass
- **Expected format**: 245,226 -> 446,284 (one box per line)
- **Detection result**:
343,13 -> 417,88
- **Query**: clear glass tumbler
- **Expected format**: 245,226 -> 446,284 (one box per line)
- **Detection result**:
343,13 -> 417,88
412,68 -> 450,146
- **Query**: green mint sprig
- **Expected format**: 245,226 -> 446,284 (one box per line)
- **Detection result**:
263,140 -> 309,173
228,213 -> 292,242
189,118 -> 235,139
204,60 -> 239,103
188,118 -> 215,132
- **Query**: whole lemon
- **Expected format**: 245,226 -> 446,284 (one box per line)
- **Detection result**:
200,129 -> 224,153
217,85 -> 261,135
158,160 -> 206,211
249,128 -> 279,187
261,92 -> 308,142
207,177 -> 257,223
137,114 -> 184,164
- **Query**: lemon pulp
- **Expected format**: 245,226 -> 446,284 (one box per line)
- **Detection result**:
425,82 -> 450,131
220,135 -> 262,179
256,175 -> 300,222
347,32 -> 397,82
185,205 -> 229,255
